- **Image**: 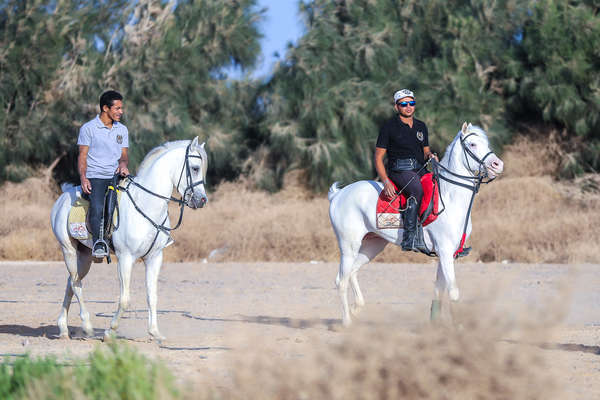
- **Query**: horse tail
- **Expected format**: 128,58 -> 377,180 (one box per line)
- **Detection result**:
328,182 -> 342,202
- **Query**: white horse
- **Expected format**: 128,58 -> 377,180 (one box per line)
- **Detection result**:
328,123 -> 504,326
50,137 -> 208,341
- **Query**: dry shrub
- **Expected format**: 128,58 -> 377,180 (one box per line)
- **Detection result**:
0,176 -> 63,260
206,306 -> 563,400
167,177 -> 338,262
1,133 -> 599,263
472,136 -> 600,263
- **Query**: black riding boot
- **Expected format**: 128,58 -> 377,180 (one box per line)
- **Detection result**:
401,197 -> 429,253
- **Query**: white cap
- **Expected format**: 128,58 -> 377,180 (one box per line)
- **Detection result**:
393,89 -> 415,102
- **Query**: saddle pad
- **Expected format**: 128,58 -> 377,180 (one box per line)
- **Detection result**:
67,189 -> 122,240
68,197 -> 90,240
376,172 -> 439,229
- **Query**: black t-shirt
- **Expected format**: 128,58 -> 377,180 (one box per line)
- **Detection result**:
376,116 -> 429,167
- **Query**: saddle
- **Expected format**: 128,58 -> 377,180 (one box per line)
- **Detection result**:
376,172 -> 439,229
67,182 -> 123,247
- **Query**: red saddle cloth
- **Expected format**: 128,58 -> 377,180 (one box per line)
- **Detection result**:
376,172 -> 439,227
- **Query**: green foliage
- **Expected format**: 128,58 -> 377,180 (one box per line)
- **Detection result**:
0,354 -> 62,399
0,343 -> 178,400
0,0 -> 263,186
506,0 -> 600,176
1,0 -> 599,190
262,0 -> 524,191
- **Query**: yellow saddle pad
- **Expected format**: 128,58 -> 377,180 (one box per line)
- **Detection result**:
67,191 -> 122,240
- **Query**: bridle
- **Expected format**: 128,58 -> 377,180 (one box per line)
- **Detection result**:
459,132 -> 495,181
431,131 -> 497,258
433,132 -> 496,191
177,143 -> 206,205
116,142 -> 206,258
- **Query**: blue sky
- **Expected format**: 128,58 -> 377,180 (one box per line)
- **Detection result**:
229,0 -> 305,80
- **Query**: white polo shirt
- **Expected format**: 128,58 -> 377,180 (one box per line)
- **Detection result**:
77,115 -> 129,179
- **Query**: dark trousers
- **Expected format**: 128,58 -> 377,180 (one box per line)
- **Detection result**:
389,170 -> 424,207
84,178 -> 111,243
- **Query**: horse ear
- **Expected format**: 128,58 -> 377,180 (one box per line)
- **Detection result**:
200,142 -> 205,149
191,136 -> 199,148
461,122 -> 468,136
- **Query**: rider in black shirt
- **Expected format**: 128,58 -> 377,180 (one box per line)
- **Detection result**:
375,89 -> 437,253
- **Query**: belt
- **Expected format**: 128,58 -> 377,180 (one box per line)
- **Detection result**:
389,158 -> 422,172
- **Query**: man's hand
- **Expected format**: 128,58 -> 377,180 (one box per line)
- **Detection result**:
428,153 -> 439,162
383,179 -> 396,198
116,165 -> 129,176
81,177 -> 91,194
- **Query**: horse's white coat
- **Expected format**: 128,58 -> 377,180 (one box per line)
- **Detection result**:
328,123 -> 504,326
50,137 -> 208,340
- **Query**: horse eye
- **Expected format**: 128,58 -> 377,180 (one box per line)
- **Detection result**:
469,142 -> 476,148
192,167 -> 200,173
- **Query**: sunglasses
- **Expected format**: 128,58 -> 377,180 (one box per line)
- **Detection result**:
396,101 -> 416,107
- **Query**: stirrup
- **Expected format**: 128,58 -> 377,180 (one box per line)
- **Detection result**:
92,240 -> 108,258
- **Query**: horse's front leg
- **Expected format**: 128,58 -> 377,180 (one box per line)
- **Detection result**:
431,250 -> 459,321
144,250 -> 165,341
104,253 -> 134,341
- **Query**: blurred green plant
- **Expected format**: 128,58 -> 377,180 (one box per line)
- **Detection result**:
0,342 -> 178,400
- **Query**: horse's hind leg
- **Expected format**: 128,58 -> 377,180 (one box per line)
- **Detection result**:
349,235 -> 388,317
104,253 -> 134,341
336,239 -> 361,327
144,251 -> 165,341
58,244 -> 93,338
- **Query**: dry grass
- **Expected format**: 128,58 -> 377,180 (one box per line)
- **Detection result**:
1,134 -> 598,263
192,305 -> 563,400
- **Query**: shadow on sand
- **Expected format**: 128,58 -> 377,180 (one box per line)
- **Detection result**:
503,339 -> 600,355
0,324 -> 106,339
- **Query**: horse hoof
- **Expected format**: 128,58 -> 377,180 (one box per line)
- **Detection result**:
102,330 -> 116,342
449,287 -> 460,302
83,326 -> 95,338
57,333 -> 70,340
148,332 -> 166,344
350,305 -> 362,318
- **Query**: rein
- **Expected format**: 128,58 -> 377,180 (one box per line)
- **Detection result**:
116,142 -> 205,258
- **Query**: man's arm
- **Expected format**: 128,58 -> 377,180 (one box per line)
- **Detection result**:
375,147 -> 396,197
116,147 -> 129,176
78,145 -> 91,194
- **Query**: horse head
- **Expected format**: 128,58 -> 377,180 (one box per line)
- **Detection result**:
176,137 -> 208,209
457,122 -> 504,179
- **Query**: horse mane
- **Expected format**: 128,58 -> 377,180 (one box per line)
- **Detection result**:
138,140 -> 191,173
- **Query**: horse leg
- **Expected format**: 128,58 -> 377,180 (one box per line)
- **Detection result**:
431,250 -> 460,321
58,245 -> 94,338
104,253 -> 134,340
335,239 -> 361,327
144,251 -> 165,341
349,236 -> 388,317
431,261 -> 445,321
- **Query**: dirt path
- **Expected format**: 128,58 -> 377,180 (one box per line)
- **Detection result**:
0,261 -> 599,397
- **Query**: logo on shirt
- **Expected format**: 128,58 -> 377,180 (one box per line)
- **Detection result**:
116,135 -> 123,144
416,131 -> 424,142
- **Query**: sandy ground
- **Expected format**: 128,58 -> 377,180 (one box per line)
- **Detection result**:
1,260 -> 600,398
